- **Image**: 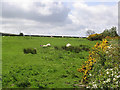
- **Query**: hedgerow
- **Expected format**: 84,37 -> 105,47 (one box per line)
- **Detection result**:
78,39 -> 119,88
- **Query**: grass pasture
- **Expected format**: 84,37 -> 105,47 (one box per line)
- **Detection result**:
2,36 -> 99,88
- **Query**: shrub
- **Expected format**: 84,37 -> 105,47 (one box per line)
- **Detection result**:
87,34 -> 103,41
23,48 -> 37,54
78,39 -> 109,84
78,39 -> 119,88
79,45 -> 90,51
19,33 -> 24,36
54,45 -> 90,53
54,46 -> 59,50
101,27 -> 118,37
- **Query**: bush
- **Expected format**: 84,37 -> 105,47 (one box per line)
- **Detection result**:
78,39 -> 119,88
87,34 -> 103,41
101,27 -> 118,37
54,45 -> 90,53
19,33 -> 24,36
23,48 -> 37,54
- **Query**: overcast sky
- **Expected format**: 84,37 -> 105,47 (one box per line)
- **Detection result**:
0,0 -> 119,37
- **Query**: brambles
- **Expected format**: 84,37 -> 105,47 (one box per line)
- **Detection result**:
23,48 -> 37,54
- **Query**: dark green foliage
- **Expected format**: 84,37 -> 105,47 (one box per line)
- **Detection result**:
79,45 -> 90,51
54,46 -> 59,50
54,45 -> 90,53
24,48 -> 37,54
91,34 -> 103,41
101,27 -> 118,37
87,26 -> 118,41
19,33 -> 24,36
87,34 -> 103,41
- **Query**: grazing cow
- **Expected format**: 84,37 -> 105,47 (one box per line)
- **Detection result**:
46,43 -> 51,46
66,43 -> 71,47
40,43 -> 51,47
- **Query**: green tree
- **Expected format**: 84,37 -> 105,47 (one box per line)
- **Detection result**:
86,30 -> 95,36
109,27 -> 118,37
101,27 -> 118,37
19,33 -> 24,36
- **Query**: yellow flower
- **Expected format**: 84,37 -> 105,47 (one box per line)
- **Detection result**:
84,76 -> 87,80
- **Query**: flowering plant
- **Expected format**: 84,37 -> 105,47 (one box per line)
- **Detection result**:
78,39 -> 119,88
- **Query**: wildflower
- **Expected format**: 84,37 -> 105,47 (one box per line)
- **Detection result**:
89,74 -> 92,76
106,51 -> 109,53
86,86 -> 90,88
84,76 -> 87,80
103,81 -> 106,84
111,73 -> 114,76
113,78 -> 116,81
106,71 -> 109,74
110,69 -> 113,71
116,81 -> 118,84
116,75 -> 120,78
93,84 -> 97,88
106,78 -> 110,82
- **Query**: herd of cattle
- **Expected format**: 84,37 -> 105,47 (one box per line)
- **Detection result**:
24,43 -> 71,54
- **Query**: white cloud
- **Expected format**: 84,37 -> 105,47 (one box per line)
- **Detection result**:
70,2 -> 118,33
2,1 -> 70,23
1,1 -> 118,37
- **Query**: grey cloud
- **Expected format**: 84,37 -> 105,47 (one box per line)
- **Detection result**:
1,2 -> 118,37
2,2 -> 70,23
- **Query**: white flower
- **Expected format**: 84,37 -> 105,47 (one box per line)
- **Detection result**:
116,81 -> 118,84
93,84 -> 97,88
106,78 -> 110,82
103,81 -> 106,84
109,55 -> 113,57
86,86 -> 90,88
115,75 -> 117,78
113,78 -> 116,81
107,71 -> 109,74
106,51 -> 109,53
116,75 -> 120,78
111,73 -> 114,76
89,74 -> 92,76
110,69 -> 113,71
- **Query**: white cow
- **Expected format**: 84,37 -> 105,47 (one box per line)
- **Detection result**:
46,43 -> 51,46
66,43 -> 71,47
41,43 -> 51,47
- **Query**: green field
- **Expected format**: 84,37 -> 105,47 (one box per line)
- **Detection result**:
2,36 -> 99,88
